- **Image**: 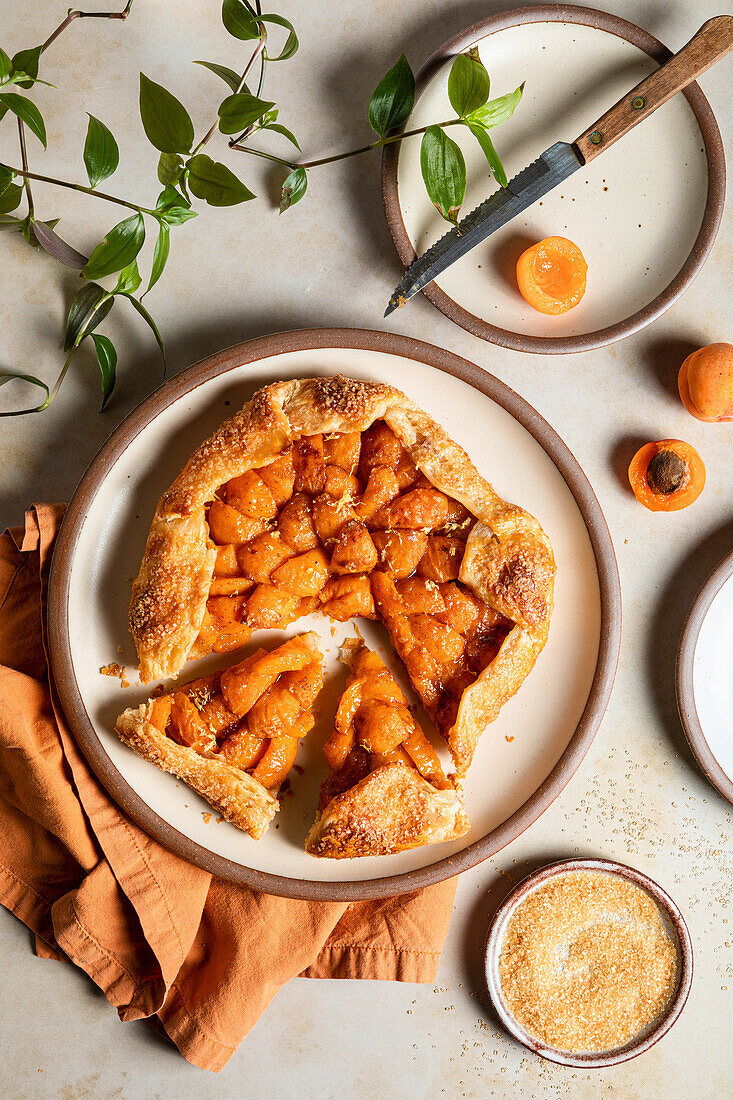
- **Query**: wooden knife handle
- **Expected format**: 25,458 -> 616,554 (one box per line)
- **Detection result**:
574,15 -> 733,163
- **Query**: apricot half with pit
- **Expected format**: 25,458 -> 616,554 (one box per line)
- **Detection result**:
678,343 -> 733,422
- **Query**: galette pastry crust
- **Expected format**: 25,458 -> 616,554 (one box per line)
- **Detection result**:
305,761 -> 469,859
130,376 -> 555,774
306,638 -> 469,857
115,631 -> 322,840
115,705 -> 278,839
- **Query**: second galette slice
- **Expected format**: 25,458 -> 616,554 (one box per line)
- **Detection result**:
306,641 -> 469,858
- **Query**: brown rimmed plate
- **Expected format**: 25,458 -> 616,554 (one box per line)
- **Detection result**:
382,4 -> 725,353
484,857 -> 693,1067
47,328 -> 621,900
676,547 -> 733,806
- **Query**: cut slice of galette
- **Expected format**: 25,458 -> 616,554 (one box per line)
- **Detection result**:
130,376 -> 555,775
115,633 -> 322,839
305,641 -> 468,858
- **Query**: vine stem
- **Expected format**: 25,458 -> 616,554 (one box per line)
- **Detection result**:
231,118 -> 462,170
41,1 -> 134,53
191,28 -> 267,156
4,165 -> 154,215
17,119 -> 33,217
39,346 -> 79,411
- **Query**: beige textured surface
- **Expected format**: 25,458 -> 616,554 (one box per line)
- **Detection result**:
0,0 -> 731,1095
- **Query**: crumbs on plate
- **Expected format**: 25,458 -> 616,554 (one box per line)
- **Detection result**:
99,662 -> 130,688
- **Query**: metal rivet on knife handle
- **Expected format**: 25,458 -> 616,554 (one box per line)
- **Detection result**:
575,14 -> 733,163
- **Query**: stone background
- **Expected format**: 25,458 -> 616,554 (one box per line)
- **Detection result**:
0,1 -> 730,1096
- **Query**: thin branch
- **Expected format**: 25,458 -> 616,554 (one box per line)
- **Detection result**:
297,120 -> 461,169
4,164 -> 154,215
17,118 -> 33,218
42,1 -> 134,53
232,119 -> 462,170
40,346 -> 80,411
228,145 -> 294,168
191,29 -> 267,156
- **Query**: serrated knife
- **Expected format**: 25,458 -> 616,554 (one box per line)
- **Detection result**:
385,15 -> 733,316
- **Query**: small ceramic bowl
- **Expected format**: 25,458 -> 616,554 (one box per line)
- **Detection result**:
484,858 -> 693,1067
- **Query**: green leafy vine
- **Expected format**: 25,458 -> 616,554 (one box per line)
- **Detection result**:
0,3 -> 523,415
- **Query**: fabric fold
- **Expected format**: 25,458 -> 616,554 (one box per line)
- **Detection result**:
0,504 -> 457,1071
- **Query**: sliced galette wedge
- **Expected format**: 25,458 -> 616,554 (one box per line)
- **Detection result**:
305,641 -> 469,858
116,632 -> 323,840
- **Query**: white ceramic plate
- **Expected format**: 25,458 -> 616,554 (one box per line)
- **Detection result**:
384,9 -> 723,352
48,331 -> 621,898
677,548 -> 733,805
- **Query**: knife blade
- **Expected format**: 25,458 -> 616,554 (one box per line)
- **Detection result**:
384,15 -> 733,316
384,142 -> 582,316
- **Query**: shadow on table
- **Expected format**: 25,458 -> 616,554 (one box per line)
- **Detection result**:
646,516 -> 733,782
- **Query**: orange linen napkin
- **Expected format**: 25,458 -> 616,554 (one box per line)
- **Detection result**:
0,504 -> 457,1072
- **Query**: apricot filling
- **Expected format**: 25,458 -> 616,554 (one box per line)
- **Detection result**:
628,440 -> 706,512
197,420 -> 512,744
148,634 -> 322,790
318,643 -> 451,813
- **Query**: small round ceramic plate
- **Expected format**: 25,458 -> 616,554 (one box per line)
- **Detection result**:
676,547 -> 733,806
484,858 -> 693,1067
382,5 -> 725,353
48,329 -> 621,900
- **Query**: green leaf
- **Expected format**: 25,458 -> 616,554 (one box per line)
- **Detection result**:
368,53 -> 414,138
31,220 -> 88,267
466,122 -> 507,188
90,333 -> 117,411
65,283 -> 114,350
144,221 -> 170,297
83,114 -> 119,189
82,213 -> 146,280
420,125 -> 466,224
0,92 -> 46,147
0,48 -> 12,81
11,46 -> 41,89
222,0 -> 260,40
279,166 -> 307,213
448,53 -> 490,118
157,152 -> 183,185
193,60 -> 245,92
156,204 -> 196,226
260,14 -> 298,61
120,293 -> 165,365
113,259 -> 142,294
0,164 -> 13,196
467,83 -> 524,130
218,92 -> 274,135
0,371 -> 49,414
0,183 -> 22,214
264,121 -> 300,151
139,73 -> 194,154
155,184 -> 196,224
186,154 -> 254,206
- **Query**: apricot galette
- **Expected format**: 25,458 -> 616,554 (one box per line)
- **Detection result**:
116,633 -> 323,839
130,376 -> 555,777
306,641 -> 468,858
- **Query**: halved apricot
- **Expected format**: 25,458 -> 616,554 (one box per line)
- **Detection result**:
628,439 -> 705,512
678,343 -> 733,422
516,236 -> 587,315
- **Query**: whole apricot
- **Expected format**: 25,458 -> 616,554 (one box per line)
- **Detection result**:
678,343 -> 733,422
